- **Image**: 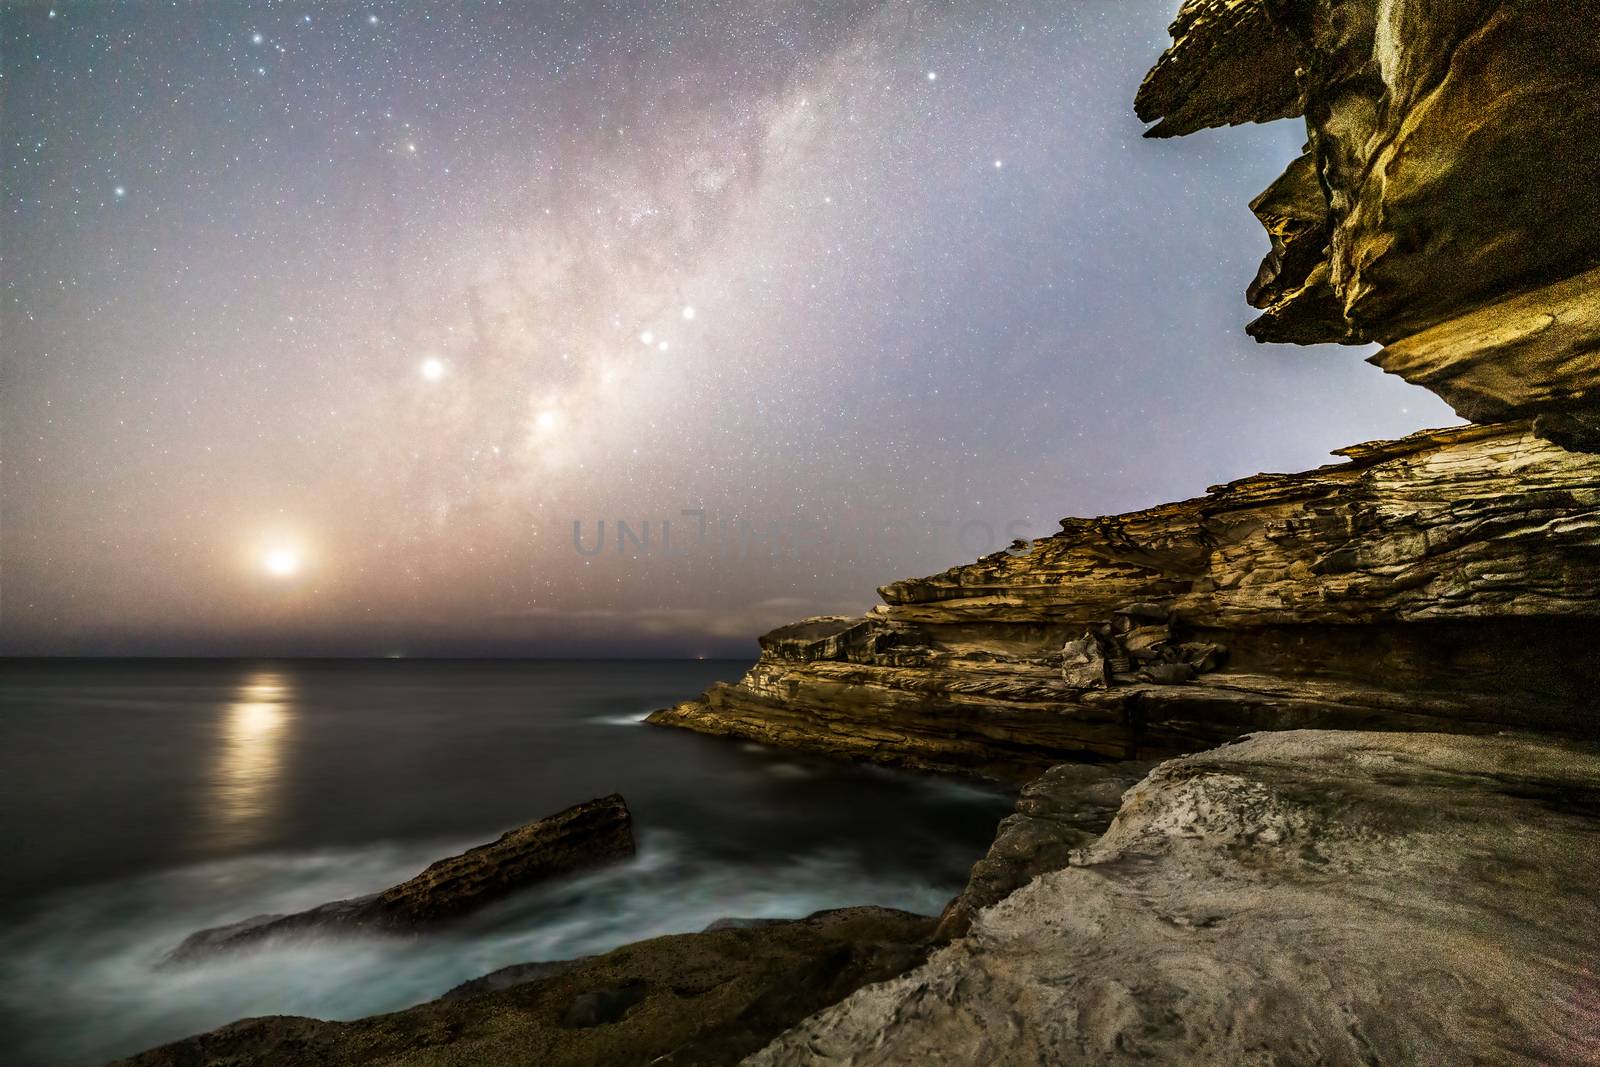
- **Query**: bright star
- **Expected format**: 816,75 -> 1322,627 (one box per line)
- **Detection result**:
251,32 -> 263,44
113,186 -> 126,198
658,340 -> 670,352
681,305 -> 696,321
926,71 -> 937,81
536,410 -> 558,431
368,14 -> 379,24
993,159 -> 1004,169
639,331 -> 654,345
419,357 -> 446,381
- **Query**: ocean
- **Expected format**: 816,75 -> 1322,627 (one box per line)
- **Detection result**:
0,658 -> 1012,1065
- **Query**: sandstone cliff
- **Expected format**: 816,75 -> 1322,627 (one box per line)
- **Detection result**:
650,422 -> 1600,778
1137,0 -> 1600,447
167,795 -> 635,961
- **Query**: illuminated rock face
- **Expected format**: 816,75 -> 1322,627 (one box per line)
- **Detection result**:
650,422 -> 1600,779
1137,0 -> 1600,445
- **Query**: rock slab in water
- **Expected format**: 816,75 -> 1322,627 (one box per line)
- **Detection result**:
748,731 -> 1600,1067
168,794 -> 634,961
117,907 -> 936,1067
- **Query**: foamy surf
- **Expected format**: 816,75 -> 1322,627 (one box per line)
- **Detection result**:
0,831 -> 960,1066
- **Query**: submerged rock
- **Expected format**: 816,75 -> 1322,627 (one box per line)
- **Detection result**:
117,907 -> 937,1067
166,794 -> 634,962
750,731 -> 1600,1066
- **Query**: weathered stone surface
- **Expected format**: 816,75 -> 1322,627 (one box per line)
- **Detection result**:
117,908 -> 936,1067
749,731 -> 1600,1067
1138,0 -> 1600,445
1058,632 -> 1108,690
1134,0 -> 1303,137
934,760 -> 1153,940
167,795 -> 634,962
650,423 -> 1600,779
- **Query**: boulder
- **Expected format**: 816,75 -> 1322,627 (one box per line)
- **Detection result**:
1059,632 -> 1108,690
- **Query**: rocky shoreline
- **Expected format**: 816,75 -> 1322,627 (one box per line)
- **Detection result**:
649,423 -> 1600,779
113,0 -> 1600,1063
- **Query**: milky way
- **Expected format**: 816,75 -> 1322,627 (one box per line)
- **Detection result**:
1,1 -> 1455,656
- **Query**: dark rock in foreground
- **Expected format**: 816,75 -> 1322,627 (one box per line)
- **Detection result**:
167,794 -> 634,962
750,731 -> 1600,1066
117,907 -> 936,1067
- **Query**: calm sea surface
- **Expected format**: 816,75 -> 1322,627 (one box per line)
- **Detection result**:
0,659 -> 1012,1066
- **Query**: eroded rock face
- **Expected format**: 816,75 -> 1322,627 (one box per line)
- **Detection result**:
166,795 -> 634,961
1138,0 -> 1600,445
749,731 -> 1600,1067
650,423 -> 1600,779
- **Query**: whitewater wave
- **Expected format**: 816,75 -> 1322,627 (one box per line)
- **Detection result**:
0,831 -> 958,1066
589,707 -> 657,726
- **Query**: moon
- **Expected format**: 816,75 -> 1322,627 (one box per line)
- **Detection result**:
263,549 -> 301,577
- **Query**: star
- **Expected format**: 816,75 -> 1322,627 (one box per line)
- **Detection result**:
419,357 -> 446,381
926,71 -> 938,81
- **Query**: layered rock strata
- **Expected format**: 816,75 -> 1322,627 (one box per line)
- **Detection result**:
167,795 -> 634,961
650,422 -> 1600,779
750,730 -> 1600,1067
1136,0 -> 1600,446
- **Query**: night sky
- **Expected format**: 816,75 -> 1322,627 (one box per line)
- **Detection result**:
0,1 -> 1455,658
